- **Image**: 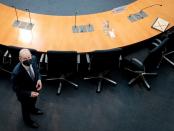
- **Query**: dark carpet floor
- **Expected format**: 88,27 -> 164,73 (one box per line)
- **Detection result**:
0,60 -> 174,131
0,0 -> 135,16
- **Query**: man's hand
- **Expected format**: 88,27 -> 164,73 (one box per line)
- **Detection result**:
36,80 -> 42,91
31,91 -> 39,97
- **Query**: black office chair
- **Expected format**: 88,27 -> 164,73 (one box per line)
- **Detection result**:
38,52 -> 48,77
0,44 -> 6,61
46,50 -> 80,95
123,37 -> 169,90
0,44 -> 7,62
152,32 -> 174,68
0,44 -> 11,73
84,48 -> 122,93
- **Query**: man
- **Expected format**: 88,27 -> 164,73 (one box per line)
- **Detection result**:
11,48 -> 43,128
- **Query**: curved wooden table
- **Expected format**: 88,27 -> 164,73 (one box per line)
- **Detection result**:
0,0 -> 173,52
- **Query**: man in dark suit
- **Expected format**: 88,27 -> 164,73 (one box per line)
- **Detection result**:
11,48 -> 43,128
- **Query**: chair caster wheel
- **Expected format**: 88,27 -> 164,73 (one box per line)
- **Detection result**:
147,87 -> 151,91
75,86 -> 79,89
96,90 -> 101,93
57,92 -> 61,95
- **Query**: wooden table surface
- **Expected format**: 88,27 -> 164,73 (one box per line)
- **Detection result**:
0,0 -> 173,52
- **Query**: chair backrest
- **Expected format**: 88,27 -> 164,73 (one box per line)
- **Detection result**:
0,44 -> 8,62
8,46 -> 38,65
0,44 -> 7,52
88,48 -> 122,72
144,37 -> 169,67
8,45 -> 21,56
46,50 -> 78,77
166,30 -> 174,50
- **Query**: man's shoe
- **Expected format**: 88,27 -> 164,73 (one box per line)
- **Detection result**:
30,122 -> 39,128
25,121 -> 39,128
31,109 -> 44,115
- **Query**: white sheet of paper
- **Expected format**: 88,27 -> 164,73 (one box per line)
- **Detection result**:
152,17 -> 169,32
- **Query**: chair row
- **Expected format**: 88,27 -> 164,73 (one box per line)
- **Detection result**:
39,48 -> 122,94
0,29 -> 174,95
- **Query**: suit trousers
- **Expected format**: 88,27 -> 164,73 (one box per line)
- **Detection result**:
20,97 -> 37,124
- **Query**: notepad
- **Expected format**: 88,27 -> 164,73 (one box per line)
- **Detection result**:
152,17 -> 169,32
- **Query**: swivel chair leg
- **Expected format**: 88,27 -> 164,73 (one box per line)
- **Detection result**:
156,50 -> 174,68
143,73 -> 158,76
63,79 -> 79,89
84,76 -> 116,93
57,82 -> 62,95
164,56 -> 174,67
84,76 -> 99,80
141,76 -> 151,90
96,79 -> 102,93
103,77 -> 117,85
156,57 -> 164,69
128,75 -> 141,85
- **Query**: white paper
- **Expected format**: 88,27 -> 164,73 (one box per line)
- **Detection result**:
152,17 -> 169,32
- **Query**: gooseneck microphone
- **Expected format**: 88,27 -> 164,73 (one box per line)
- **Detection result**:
128,3 -> 162,19
11,6 -> 19,22
140,4 -> 162,12
74,10 -> 78,28
25,9 -> 32,24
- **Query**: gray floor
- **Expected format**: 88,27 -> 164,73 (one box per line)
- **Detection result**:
0,0 -> 135,16
0,61 -> 174,131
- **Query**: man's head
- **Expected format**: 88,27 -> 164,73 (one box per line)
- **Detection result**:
19,48 -> 32,66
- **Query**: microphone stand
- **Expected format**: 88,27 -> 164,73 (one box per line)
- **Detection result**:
140,4 -> 162,12
26,9 -> 32,24
128,4 -> 162,20
12,6 -> 19,22
74,10 -> 78,28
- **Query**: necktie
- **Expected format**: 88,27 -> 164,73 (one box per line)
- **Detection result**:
28,66 -> 35,80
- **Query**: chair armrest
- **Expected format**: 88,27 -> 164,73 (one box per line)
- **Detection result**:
151,38 -> 161,48
85,53 -> 91,70
118,55 -> 122,68
76,54 -> 80,72
77,54 -> 80,64
39,53 -> 45,63
45,54 -> 48,63
154,38 -> 162,44
131,58 -> 143,67
3,50 -> 9,57
86,53 -> 90,63
44,54 -> 48,71
152,42 -> 159,47
3,50 -> 11,64
39,53 -> 48,73
39,53 -> 46,70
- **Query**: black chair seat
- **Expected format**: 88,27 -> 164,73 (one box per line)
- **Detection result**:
84,48 -> 122,93
46,50 -> 80,95
122,37 -> 169,90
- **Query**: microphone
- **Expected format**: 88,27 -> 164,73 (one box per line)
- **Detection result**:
11,5 -> 19,22
128,4 -> 162,20
74,9 -> 78,28
25,9 -> 32,24
140,4 -> 162,12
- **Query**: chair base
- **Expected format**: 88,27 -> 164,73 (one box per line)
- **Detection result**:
0,66 -> 12,74
128,72 -> 157,90
46,76 -> 78,95
157,51 -> 174,68
84,75 -> 117,93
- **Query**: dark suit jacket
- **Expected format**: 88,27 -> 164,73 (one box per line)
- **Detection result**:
11,56 -> 41,102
